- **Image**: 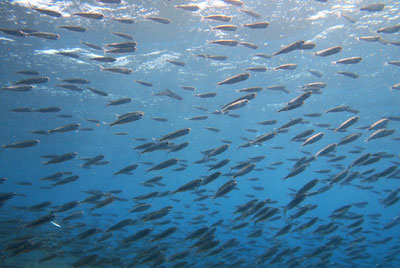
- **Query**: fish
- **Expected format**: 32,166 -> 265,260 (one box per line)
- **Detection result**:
288,92 -> 312,106
151,117 -> 168,122
16,76 -> 49,85
90,196 -> 116,211
203,15 -> 232,22
2,140 -> 39,149
326,105 -> 358,114
359,36 -> 381,42
284,164 -> 308,180
26,31 -> 60,39
238,42 -> 258,49
25,213 -> 55,228
173,178 -> 202,194
113,17 -> 134,24
61,78 -> 89,84
186,115 -> 208,121
146,158 -> 179,172
100,66 -> 132,74
377,25 -> 400,34
6,83 -> 34,91
274,63 -> 297,70
334,116 -> 360,132
112,32 -> 133,40
209,40 -> 239,46
73,12 -> 104,20
154,228 -> 179,243
206,55 -> 228,61
109,111 -> 144,126
9,107 -> 33,112
274,40 -> 304,56
136,80 -> 153,87
292,129 -> 314,141
213,180 -> 237,198
212,25 -> 238,31
240,9 -> 261,18
34,106 -> 61,113
337,71 -> 359,79
160,128 -> 191,141
304,113 -> 322,117
154,89 -> 183,100
360,3 -> 385,12
315,144 -> 337,157
32,7 -> 62,17
59,25 -> 86,32
1,1 -> 400,266
338,133 -> 362,146
315,46 -> 342,57
392,83 -> 400,90
71,255 -> 98,268
175,4 -> 200,11
106,41 -> 137,49
146,17 -> 171,24
169,142 -> 189,153
180,85 -> 195,91
223,0 -> 244,6
52,175 -> 79,187
106,98 -> 131,106
90,56 -> 116,63
167,59 -> 185,66
48,123 -> 80,133
308,69 -> 323,77
366,129 -> 395,142
87,87 -> 108,96
335,57 -> 362,64
217,73 -> 250,86
369,118 -> 389,130
195,92 -> 216,98
254,53 -> 272,59
243,22 -> 269,29
114,164 -> 138,176
340,13 -> 357,23
221,99 -> 249,113
0,28 -> 25,37
106,219 -> 135,232
236,87 -> 262,93
82,41 -> 103,50
246,66 -> 267,72
42,152 -> 78,164
279,118 -> 304,130
56,51 -> 79,59
388,61 -> 400,67
299,41 -> 316,50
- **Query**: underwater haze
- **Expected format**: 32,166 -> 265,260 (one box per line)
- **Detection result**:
1,0 -> 400,267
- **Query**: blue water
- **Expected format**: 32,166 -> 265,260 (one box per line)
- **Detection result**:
1,0 -> 400,267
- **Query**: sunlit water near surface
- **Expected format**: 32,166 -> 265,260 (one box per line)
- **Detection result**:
0,0 -> 400,267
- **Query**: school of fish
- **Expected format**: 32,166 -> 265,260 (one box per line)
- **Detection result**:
0,0 -> 400,267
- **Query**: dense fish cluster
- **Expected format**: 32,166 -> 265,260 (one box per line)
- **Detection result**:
0,0 -> 400,267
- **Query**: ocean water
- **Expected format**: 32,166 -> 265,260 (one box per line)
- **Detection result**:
0,0 -> 399,267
